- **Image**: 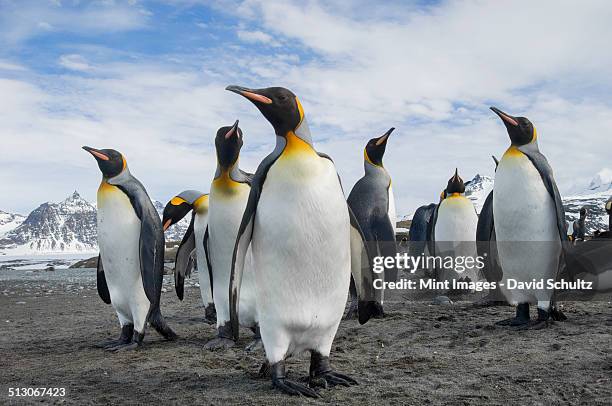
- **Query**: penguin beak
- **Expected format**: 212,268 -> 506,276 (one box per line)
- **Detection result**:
375,127 -> 395,146
162,219 -> 172,232
490,107 -> 518,127
82,146 -> 109,161
225,119 -> 240,139
226,85 -> 272,105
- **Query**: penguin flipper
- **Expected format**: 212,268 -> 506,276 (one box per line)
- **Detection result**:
476,191 -> 502,283
96,254 -> 111,304
203,226 -> 213,298
519,147 -> 568,241
174,214 -> 196,301
373,213 -> 398,282
348,205 -> 381,325
426,204 -> 440,257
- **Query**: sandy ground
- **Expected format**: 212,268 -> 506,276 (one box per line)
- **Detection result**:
1,269 -> 611,405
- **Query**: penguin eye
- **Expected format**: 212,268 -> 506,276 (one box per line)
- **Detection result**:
278,95 -> 287,101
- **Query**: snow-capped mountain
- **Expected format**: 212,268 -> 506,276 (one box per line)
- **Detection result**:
0,192 -> 190,255
464,174 -> 494,213
400,170 -> 610,236
0,192 -> 97,254
0,210 -> 25,237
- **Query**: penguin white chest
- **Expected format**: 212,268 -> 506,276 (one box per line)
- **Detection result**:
253,153 -> 350,357
434,196 -> 478,242
96,183 -> 149,326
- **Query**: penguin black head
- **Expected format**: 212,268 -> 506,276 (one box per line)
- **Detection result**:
490,107 -> 535,146
579,207 -> 588,218
226,85 -> 303,136
365,127 -> 394,167
82,146 -> 125,178
162,196 -> 193,231
445,169 -> 465,195
215,120 -> 243,169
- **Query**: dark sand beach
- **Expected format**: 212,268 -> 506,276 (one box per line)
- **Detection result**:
1,268 -> 611,405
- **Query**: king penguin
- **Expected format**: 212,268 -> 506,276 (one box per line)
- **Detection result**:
430,169 -> 480,284
162,190 -> 216,324
206,120 -> 260,350
488,107 -> 567,327
83,146 -> 177,350
346,128 -> 398,318
226,85 -> 378,398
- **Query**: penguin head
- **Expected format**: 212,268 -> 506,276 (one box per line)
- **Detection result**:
215,120 -> 243,169
82,146 -> 125,178
490,107 -> 536,146
162,195 -> 193,231
226,85 -> 303,136
579,207 -> 588,218
364,127 -> 394,167
445,169 -> 465,195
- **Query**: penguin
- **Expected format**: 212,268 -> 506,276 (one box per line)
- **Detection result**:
205,120 -> 260,350
565,196 -> 612,292
475,155 -> 506,306
345,127 -> 397,319
571,207 -> 588,242
226,85 -> 378,398
162,190 -> 216,324
430,169 -> 480,284
488,107 -> 567,327
83,146 -> 177,351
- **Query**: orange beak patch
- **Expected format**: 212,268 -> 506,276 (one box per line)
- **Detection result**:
163,219 -> 172,231
90,150 -> 110,161
240,90 -> 272,105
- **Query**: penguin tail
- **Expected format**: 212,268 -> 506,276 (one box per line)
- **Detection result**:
149,308 -> 178,340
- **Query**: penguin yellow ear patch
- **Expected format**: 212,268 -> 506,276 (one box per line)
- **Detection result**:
296,97 -> 304,123
170,196 -> 186,206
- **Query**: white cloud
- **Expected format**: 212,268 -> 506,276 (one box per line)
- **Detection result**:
237,29 -> 277,46
58,54 -> 92,71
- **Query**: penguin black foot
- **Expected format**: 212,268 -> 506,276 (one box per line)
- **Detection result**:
496,303 -> 530,326
106,331 -> 144,352
203,337 -> 235,350
98,323 -> 134,349
308,352 -> 358,389
204,303 -> 217,325
271,361 -> 320,398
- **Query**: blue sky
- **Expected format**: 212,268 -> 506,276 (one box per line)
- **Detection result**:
1,0 -> 611,215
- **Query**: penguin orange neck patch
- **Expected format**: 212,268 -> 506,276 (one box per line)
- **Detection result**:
281,131 -> 316,158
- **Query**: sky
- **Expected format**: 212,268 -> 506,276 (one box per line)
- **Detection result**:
0,0 -> 611,216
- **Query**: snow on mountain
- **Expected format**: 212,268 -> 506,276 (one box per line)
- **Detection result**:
0,210 -> 25,237
0,192 -> 191,255
0,191 -> 97,255
464,174 -> 494,214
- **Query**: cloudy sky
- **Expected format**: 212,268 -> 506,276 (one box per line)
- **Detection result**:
1,0 -> 611,215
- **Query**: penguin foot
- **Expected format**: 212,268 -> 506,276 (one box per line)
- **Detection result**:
496,303 -> 530,326
245,338 -> 263,352
97,323 -> 134,349
105,342 -> 139,352
308,352 -> 358,389
258,361 -> 271,378
203,337 -> 235,350
273,378 -> 321,398
309,371 -> 358,388
271,360 -> 320,398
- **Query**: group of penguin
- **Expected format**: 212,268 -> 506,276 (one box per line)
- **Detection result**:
82,86 -> 612,398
